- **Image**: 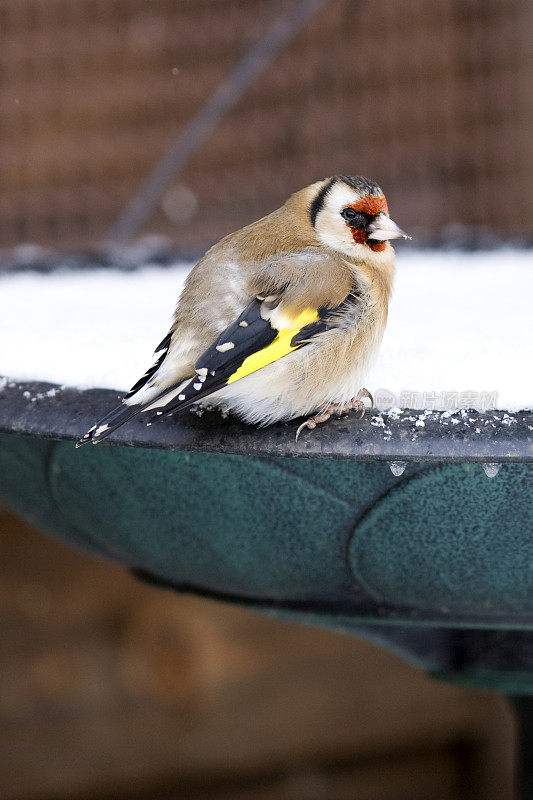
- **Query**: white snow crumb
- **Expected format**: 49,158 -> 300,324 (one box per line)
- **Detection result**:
30,387 -> 61,403
0,250 -> 531,411
415,418 -> 425,427
371,415 -> 385,428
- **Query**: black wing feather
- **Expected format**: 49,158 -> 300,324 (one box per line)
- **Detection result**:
158,291 -> 361,418
195,301 -> 277,373
155,298 -> 279,417
290,290 -> 362,346
78,289 -> 362,444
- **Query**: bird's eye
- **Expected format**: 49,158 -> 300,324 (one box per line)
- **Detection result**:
341,208 -> 368,227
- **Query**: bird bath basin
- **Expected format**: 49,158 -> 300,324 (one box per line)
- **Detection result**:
0,248 -> 532,696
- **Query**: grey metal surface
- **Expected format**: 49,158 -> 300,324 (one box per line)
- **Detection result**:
1,380 -> 531,461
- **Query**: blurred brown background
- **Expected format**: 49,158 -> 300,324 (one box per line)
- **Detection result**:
1,507 -> 516,800
1,0 -> 532,254
0,2 -> 527,797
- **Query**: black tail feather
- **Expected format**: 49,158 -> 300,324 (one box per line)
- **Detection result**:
76,376 -> 201,447
76,401 -> 145,447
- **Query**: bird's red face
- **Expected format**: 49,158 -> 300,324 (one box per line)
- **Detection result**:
310,176 -> 409,258
343,195 -> 390,252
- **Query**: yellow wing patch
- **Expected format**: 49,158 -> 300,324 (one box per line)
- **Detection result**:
226,308 -> 318,385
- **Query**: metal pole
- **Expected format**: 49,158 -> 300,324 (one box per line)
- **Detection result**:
513,696 -> 533,800
107,0 -> 329,244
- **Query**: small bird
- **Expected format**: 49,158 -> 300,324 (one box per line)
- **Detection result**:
78,175 -> 408,446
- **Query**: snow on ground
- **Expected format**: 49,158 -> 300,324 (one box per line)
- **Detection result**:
0,249 -> 531,411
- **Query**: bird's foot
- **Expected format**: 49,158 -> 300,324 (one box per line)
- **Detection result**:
295,389 -> 373,441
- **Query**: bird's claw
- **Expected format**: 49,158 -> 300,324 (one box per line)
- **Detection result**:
295,389 -> 374,441
295,410 -> 332,441
355,387 -> 374,409
295,417 -> 318,441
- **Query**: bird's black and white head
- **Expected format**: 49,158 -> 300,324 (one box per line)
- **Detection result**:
309,175 -> 409,260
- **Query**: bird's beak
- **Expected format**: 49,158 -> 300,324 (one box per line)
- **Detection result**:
368,213 -> 411,241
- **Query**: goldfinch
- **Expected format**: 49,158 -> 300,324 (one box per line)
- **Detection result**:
78,175 -> 408,446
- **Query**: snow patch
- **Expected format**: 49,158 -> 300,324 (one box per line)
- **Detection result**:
0,250 -> 531,411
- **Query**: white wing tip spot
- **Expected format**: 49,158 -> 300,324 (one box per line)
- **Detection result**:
239,320 -> 248,327
178,394 -> 186,401
216,342 -> 235,352
193,383 -> 202,390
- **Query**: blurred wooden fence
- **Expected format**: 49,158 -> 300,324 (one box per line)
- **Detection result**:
0,0 -> 531,252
